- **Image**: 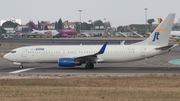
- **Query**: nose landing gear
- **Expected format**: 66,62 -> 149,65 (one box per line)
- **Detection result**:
13,62 -> 24,69
19,65 -> 23,69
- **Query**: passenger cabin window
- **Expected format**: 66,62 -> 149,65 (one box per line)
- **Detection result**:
11,51 -> 16,53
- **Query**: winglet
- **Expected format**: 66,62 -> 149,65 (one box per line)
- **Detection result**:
120,40 -> 125,45
97,42 -> 108,54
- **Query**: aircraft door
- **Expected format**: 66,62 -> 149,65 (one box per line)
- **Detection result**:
141,47 -> 146,57
22,48 -> 26,57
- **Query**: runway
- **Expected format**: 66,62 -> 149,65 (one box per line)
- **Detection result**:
0,37 -> 143,54
0,38 -> 143,45
0,38 -> 180,77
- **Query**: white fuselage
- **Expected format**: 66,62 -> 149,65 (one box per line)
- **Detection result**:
4,45 -> 168,64
171,31 -> 180,39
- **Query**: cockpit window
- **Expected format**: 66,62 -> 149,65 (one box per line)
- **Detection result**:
11,51 -> 16,53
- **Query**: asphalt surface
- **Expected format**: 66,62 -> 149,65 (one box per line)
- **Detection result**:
0,37 -> 143,53
0,37 -> 143,45
0,38 -> 180,78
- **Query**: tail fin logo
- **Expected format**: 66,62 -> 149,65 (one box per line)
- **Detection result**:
152,32 -> 160,42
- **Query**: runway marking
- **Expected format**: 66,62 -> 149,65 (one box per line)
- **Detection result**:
169,59 -> 180,66
9,68 -> 35,74
139,60 -> 156,67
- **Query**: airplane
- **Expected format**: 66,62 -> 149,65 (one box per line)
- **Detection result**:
170,31 -> 180,41
3,13 -> 177,69
30,22 -> 59,36
30,22 -> 78,37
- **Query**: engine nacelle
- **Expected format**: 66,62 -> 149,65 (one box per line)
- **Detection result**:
58,58 -> 82,67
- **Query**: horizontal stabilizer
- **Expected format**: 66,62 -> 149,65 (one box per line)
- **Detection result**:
156,44 -> 178,50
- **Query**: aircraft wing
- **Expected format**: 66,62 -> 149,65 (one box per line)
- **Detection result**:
74,42 -> 108,63
155,44 -> 178,50
75,55 -> 102,63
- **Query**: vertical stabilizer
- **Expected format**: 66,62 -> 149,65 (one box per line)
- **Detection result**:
134,13 -> 175,46
31,22 -> 40,30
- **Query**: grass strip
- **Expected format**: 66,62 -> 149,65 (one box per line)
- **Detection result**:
0,75 -> 180,101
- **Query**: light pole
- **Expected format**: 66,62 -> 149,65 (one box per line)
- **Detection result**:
144,8 -> 148,32
78,10 -> 82,34
104,18 -> 106,34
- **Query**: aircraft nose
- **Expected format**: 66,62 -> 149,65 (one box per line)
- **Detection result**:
3,53 -> 9,60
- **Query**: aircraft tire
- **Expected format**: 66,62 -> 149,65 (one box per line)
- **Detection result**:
19,65 -> 23,69
85,63 -> 94,69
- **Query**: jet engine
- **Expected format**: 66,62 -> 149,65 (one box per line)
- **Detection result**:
58,58 -> 82,67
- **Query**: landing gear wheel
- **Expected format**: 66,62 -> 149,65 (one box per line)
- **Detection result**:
19,65 -> 23,69
85,63 -> 94,69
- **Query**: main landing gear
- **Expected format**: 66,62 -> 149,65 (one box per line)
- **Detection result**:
85,62 -> 94,69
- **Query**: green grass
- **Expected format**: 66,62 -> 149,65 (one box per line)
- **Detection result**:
0,75 -> 180,101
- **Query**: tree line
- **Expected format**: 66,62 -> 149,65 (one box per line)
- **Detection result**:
34,19 -> 111,33
0,17 -> 155,34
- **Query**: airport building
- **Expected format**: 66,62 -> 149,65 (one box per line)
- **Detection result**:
39,21 -> 56,30
63,22 -> 76,29
0,17 -> 21,26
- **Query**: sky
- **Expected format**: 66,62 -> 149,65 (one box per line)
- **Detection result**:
0,0 -> 180,27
